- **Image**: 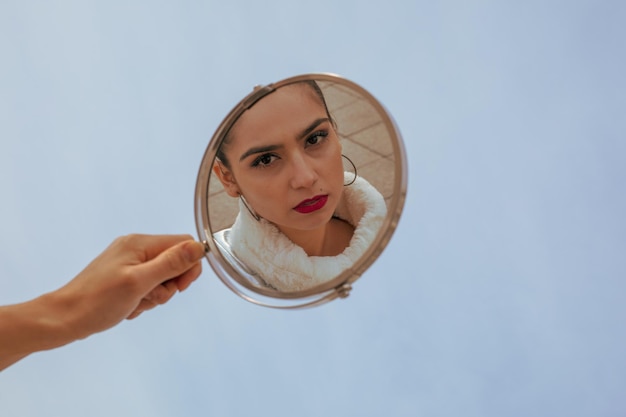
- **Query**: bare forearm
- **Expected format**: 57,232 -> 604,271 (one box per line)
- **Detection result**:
0,292 -> 74,371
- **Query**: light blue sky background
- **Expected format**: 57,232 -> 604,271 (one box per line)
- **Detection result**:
1,1 -> 625,416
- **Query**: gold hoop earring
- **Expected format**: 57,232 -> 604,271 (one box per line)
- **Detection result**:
239,195 -> 261,221
342,154 -> 357,186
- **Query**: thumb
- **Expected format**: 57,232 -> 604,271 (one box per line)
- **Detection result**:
136,240 -> 206,288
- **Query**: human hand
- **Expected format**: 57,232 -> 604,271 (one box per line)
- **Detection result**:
0,234 -> 205,371
53,234 -> 205,341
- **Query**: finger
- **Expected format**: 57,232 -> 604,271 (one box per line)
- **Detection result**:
162,278 -> 179,294
135,240 -> 206,288
127,310 -> 142,320
144,282 -> 178,305
139,234 -> 197,262
116,234 -> 196,263
173,261 -> 203,292
126,276 -> 190,320
127,298 -> 158,320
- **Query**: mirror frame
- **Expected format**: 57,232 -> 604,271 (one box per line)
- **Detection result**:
195,73 -> 407,308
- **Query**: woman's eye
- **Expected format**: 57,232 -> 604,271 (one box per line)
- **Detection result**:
305,130 -> 329,147
252,153 -> 277,168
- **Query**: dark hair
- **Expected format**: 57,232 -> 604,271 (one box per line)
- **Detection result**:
216,80 -> 333,169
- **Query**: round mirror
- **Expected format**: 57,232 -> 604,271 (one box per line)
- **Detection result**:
195,73 -> 407,308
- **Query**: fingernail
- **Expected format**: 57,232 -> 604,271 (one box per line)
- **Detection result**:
183,240 -> 203,262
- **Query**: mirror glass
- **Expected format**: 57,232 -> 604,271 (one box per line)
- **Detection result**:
195,73 -> 407,308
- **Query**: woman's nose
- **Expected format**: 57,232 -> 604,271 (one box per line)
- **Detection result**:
289,155 -> 318,189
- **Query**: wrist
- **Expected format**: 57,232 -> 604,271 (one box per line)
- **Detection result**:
32,291 -> 82,349
0,291 -> 78,359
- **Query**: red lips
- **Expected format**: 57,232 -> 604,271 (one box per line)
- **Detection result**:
293,195 -> 328,214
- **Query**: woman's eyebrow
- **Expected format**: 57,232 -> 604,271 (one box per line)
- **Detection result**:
239,144 -> 283,162
238,118 -> 330,162
299,118 -> 330,140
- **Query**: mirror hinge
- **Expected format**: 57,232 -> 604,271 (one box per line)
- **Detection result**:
337,283 -> 352,299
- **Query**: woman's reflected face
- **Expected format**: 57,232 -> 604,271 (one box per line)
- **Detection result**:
217,83 -> 344,237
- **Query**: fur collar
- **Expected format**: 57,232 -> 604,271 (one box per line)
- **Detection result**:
223,173 -> 387,292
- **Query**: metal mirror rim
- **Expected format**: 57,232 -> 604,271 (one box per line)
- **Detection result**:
194,73 -> 408,308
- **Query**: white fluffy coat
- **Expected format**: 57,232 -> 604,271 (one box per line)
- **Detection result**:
226,173 -> 387,291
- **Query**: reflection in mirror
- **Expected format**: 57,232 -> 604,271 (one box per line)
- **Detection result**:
206,78 -> 396,294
